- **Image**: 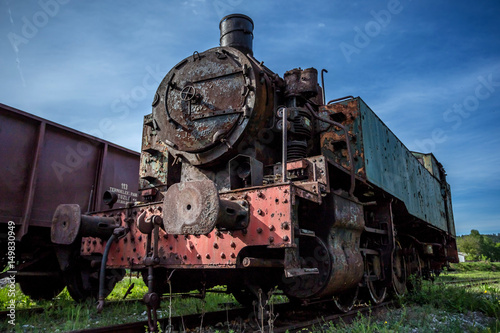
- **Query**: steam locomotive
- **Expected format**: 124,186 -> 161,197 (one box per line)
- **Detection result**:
50,13 -> 458,326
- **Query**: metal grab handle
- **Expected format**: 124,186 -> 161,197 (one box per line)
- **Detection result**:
282,107 -> 288,183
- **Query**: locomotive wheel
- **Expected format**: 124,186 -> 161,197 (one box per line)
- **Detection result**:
282,236 -> 331,299
406,245 -> 423,292
18,254 -> 65,300
19,277 -> 65,301
391,242 -> 407,296
332,286 -> 358,313
65,261 -> 125,302
365,254 -> 387,304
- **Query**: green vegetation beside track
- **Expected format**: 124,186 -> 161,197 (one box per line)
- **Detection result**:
1,264 -> 499,332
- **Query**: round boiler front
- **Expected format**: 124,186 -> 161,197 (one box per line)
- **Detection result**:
153,46 -> 272,166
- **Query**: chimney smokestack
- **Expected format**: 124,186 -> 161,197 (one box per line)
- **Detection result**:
219,14 -> 254,56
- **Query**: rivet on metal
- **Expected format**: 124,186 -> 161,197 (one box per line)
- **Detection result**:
206,254 -> 210,259
214,243 -> 219,249
283,235 -> 289,242
269,225 -> 275,231
268,236 -> 274,243
197,254 -> 201,259
221,253 -> 226,259
256,227 -> 263,234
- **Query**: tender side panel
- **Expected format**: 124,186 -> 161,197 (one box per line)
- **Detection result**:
359,99 -> 449,232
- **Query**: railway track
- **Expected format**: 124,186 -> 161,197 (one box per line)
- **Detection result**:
68,299 -> 396,333
2,278 -> 498,331
436,277 -> 500,287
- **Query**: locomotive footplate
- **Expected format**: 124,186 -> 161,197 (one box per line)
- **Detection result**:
79,184 -> 310,269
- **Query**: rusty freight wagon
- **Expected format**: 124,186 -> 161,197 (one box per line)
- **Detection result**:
0,103 -> 140,300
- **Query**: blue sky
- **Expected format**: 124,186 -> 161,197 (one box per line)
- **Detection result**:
1,0 -> 499,236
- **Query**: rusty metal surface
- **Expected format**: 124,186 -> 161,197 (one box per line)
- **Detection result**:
162,180 -> 220,235
317,194 -> 365,297
320,97 -> 452,235
219,14 -> 254,56
283,68 -> 319,98
319,98 -> 366,178
358,98 -> 450,233
51,204 -> 82,245
411,152 -> 441,181
81,184 -> 295,268
0,103 -> 140,239
153,46 -> 272,166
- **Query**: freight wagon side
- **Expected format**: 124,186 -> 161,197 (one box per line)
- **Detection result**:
0,103 -> 140,300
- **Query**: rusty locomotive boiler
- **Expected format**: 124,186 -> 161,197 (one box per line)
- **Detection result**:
50,14 -> 458,322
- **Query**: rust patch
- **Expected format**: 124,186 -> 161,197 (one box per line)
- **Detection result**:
81,184 -> 295,269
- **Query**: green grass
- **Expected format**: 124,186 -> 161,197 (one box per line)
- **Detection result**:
0,273 -> 241,332
318,266 -> 500,333
2,265 -> 500,332
450,262 -> 500,272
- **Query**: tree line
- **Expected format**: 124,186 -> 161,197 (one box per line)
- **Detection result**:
456,230 -> 500,261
